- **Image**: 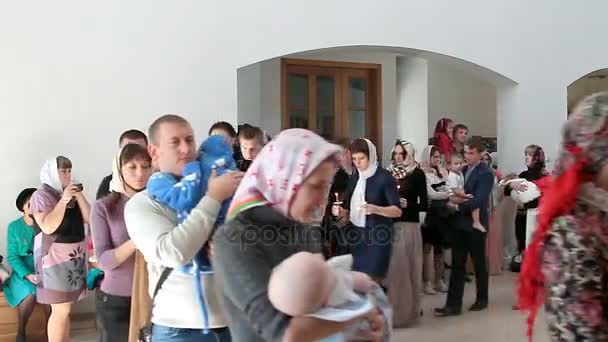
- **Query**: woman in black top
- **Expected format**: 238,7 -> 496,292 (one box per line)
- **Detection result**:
384,140 -> 428,327
323,138 -> 353,257
504,145 -> 548,255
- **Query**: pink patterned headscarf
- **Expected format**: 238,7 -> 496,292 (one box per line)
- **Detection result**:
227,129 -> 343,221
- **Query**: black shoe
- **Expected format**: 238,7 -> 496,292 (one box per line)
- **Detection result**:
433,307 -> 462,317
469,301 -> 488,311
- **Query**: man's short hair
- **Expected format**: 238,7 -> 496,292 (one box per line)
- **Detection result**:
238,125 -> 264,143
148,114 -> 189,145
119,129 -> 148,146
466,140 -> 484,153
452,124 -> 469,136
208,121 -> 237,138
332,137 -> 352,149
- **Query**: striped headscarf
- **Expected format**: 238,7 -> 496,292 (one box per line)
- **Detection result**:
227,129 -> 342,221
518,92 -> 608,340
388,140 -> 418,179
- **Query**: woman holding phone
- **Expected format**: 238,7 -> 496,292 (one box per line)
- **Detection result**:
30,156 -> 90,342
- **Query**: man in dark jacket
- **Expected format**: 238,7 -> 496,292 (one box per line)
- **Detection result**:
435,141 -> 493,316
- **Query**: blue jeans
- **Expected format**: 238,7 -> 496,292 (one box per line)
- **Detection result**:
151,325 -> 231,342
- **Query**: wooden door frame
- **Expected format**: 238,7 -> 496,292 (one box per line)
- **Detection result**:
281,58 -> 382,147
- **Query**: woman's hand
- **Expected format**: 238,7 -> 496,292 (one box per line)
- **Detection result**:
208,242 -> 214,257
449,194 -> 465,204
25,274 -> 39,285
208,170 -> 244,202
332,204 -> 345,217
60,184 -> 80,204
364,204 -> 382,215
511,182 -> 528,192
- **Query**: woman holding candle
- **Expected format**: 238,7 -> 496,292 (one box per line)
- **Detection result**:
385,140 -> 428,327
336,138 -> 401,284
324,137 -> 354,257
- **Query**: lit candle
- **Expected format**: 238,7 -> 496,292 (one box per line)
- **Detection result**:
397,185 -> 401,192
334,192 -> 339,202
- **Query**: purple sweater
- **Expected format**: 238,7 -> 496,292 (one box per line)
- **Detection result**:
90,194 -> 134,297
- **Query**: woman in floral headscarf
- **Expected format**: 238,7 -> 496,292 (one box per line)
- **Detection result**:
385,139 -> 428,327
212,129 -> 385,342
504,144 -> 549,258
518,92 -> 608,341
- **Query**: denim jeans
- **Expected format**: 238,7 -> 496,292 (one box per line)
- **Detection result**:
151,325 -> 231,342
95,290 -> 131,342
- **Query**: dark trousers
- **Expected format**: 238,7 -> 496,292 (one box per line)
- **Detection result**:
446,229 -> 489,310
515,212 -> 527,253
96,290 -> 131,342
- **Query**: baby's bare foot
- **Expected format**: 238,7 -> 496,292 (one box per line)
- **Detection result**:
473,223 -> 487,233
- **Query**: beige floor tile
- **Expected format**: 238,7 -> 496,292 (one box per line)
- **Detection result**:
393,273 -> 550,341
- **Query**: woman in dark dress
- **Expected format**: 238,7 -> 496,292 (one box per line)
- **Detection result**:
420,145 -> 452,294
504,145 -> 548,257
323,137 -> 353,257
337,138 -> 401,284
385,140 -> 428,327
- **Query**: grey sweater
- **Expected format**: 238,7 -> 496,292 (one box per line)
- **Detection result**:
212,205 -> 323,342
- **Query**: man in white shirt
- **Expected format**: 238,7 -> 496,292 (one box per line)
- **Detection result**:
125,114 -> 243,342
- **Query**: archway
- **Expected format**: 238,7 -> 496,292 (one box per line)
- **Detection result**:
236,45 -> 517,163
567,68 -> 608,113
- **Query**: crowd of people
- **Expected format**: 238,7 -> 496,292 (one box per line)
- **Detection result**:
0,92 -> 607,342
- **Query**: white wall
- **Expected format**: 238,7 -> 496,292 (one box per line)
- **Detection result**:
237,63 -> 262,125
428,61 -> 497,138
395,56 -> 429,160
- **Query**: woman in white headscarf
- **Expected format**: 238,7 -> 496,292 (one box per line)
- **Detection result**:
89,144 -> 153,342
337,138 -> 402,284
385,139 -> 428,327
30,156 -> 91,342
419,145 -> 452,295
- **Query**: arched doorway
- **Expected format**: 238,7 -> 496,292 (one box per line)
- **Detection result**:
568,68 -> 608,113
236,46 -> 517,161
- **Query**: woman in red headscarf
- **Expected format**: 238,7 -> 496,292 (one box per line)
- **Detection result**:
433,118 -> 454,165
518,92 -> 608,341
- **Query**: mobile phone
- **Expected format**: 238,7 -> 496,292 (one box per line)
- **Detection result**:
73,183 -> 84,192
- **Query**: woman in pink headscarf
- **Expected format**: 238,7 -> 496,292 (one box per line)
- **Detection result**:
433,118 -> 454,165
212,129 -> 385,342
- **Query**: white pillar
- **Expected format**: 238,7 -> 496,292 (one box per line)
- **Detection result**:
395,56 -> 429,160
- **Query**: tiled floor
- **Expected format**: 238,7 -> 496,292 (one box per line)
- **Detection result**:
393,272 -> 550,341
73,273 -> 551,341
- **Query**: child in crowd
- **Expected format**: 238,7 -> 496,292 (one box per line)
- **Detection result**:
447,154 -> 485,232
